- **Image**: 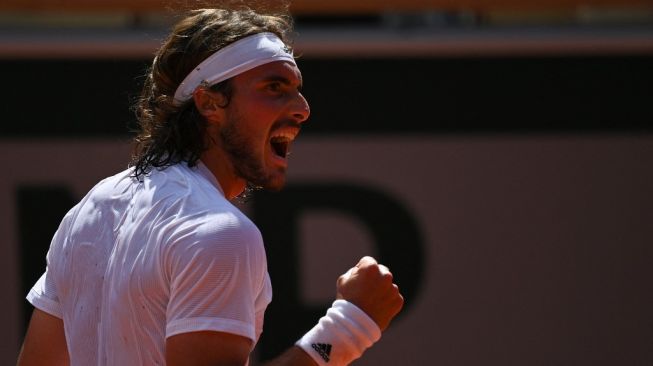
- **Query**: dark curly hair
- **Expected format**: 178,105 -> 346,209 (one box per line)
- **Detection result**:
131,5 -> 294,181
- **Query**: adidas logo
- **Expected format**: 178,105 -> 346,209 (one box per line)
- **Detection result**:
311,342 -> 332,362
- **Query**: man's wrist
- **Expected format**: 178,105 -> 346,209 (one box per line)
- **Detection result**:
295,300 -> 381,365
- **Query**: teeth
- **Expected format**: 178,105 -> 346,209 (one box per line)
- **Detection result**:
270,128 -> 298,142
270,136 -> 290,143
270,128 -> 298,158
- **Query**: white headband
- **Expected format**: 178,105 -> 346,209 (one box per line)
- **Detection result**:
173,32 -> 296,106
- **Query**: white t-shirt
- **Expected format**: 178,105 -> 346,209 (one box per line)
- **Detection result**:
27,162 -> 272,365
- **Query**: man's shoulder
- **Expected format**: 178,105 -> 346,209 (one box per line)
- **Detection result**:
173,202 -> 259,241
163,201 -> 264,263
147,165 -> 260,241
75,167 -> 135,211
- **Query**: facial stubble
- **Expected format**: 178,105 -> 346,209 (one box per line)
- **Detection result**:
218,114 -> 287,193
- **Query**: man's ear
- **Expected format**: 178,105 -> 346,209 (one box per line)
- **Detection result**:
193,87 -> 227,123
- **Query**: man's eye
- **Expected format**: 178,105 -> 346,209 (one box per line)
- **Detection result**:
267,82 -> 282,92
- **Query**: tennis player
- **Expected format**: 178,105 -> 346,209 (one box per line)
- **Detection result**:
17,6 -> 403,366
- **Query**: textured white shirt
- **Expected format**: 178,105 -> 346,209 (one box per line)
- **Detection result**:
27,162 -> 272,365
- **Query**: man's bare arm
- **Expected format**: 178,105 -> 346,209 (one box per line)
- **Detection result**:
166,331 -> 253,366
167,332 -> 316,366
17,309 -> 69,366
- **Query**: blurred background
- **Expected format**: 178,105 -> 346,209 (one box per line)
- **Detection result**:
1,0 -> 652,365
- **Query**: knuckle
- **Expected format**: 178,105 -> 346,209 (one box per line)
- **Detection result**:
382,268 -> 393,278
395,294 -> 405,311
391,285 -> 404,303
378,264 -> 391,275
358,262 -> 377,275
358,256 -> 377,267
336,274 -> 346,286
363,255 -> 377,263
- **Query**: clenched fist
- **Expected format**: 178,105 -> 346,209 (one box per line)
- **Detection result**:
336,256 -> 404,331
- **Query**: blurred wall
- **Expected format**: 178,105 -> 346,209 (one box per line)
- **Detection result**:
1,20 -> 653,366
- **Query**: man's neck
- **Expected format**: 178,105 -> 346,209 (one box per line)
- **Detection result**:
200,149 -> 245,200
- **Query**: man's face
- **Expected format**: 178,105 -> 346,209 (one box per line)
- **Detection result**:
218,61 -> 310,191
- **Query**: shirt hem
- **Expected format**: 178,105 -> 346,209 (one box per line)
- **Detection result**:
166,317 -> 256,342
26,290 -> 63,319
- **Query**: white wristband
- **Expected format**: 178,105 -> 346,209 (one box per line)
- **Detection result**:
295,300 -> 382,365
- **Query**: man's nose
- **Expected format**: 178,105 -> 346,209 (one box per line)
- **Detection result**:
291,93 -> 310,123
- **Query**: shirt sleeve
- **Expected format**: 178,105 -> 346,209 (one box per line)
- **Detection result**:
163,213 -> 267,343
25,208 -> 74,320
26,259 -> 63,319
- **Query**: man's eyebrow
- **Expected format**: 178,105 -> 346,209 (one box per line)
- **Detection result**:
261,74 -> 303,89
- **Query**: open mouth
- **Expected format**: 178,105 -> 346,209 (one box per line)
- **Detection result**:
269,125 -> 300,160
270,137 -> 290,158
270,131 -> 296,159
